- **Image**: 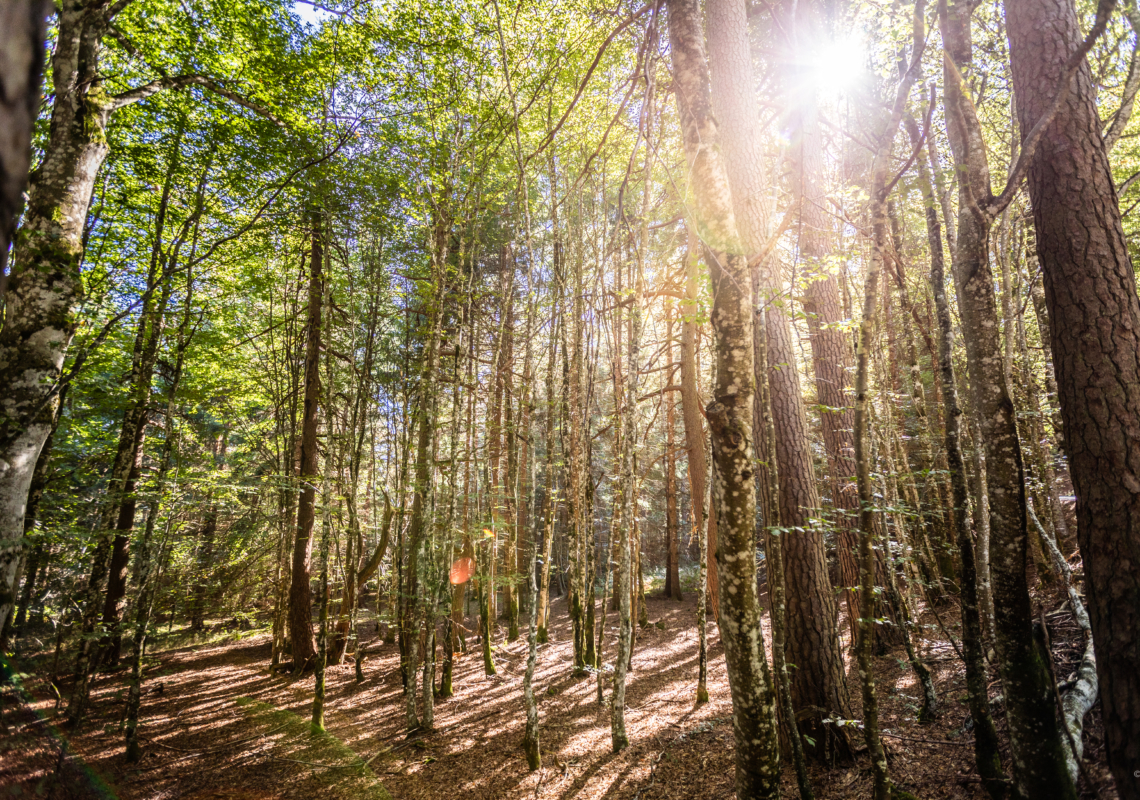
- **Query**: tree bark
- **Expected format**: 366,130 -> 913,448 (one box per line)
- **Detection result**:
669,0 -> 782,793
906,114 -> 1005,798
0,0 -> 50,287
288,219 -> 324,671
942,2 -> 1078,796
1,2 -> 114,648
1005,0 -> 1140,791
783,0 -> 859,631
709,0 -> 850,761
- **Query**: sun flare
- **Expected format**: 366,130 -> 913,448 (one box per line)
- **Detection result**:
807,34 -> 868,93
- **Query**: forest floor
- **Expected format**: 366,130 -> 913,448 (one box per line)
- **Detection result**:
1,584 -> 1119,800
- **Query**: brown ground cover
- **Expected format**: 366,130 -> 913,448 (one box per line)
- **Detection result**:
0,589 -> 1117,800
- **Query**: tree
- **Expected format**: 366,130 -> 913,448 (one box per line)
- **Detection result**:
288,217 -> 323,671
668,0 -> 781,793
938,0 -> 1106,794
1005,0 -> 1140,792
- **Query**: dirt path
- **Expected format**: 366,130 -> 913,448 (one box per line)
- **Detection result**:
0,593 -> 1116,799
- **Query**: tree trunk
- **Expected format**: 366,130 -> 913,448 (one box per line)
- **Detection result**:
941,3 -> 1077,796
663,304 -> 682,600
709,0 -> 850,761
288,218 -> 324,671
679,224 -> 717,619
670,0 -> 782,793
783,0 -> 859,631
851,16 -> 923,795
0,0 -> 50,286
1005,0 -> 1140,791
906,114 -> 1005,798
125,267 -> 195,762
2,2 -> 113,656
14,384 -> 66,634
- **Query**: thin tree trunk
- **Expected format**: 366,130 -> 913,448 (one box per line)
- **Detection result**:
679,225 -> 717,620
663,304 -> 682,601
851,17 -> 924,794
942,2 -> 1079,795
906,114 -> 1005,798
124,265 -> 195,762
288,217 -> 324,671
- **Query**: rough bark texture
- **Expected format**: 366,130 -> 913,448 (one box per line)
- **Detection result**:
783,0 -> 859,628
1005,0 -> 1140,792
942,2 -> 1077,797
0,2 -> 112,643
288,221 -> 323,671
757,304 -> 814,800
709,0 -> 850,762
669,0 -> 781,794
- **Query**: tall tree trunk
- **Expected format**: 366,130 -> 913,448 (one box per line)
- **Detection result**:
669,0 -> 782,793
906,114 -> 1005,798
100,142 -> 187,664
663,306 -> 682,601
9,4 -> 114,680
851,13 -> 924,795
1005,0 -> 1140,791
679,224 -> 717,618
610,267 -> 638,752
124,267 -> 195,762
757,304 -> 814,800
709,0 -> 850,761
402,210 -> 448,728
784,0 -> 859,632
941,2 -> 1079,796
288,218 -> 324,671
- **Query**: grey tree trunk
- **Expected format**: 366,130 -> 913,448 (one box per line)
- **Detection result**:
906,114 -> 1005,798
1,3 -> 114,652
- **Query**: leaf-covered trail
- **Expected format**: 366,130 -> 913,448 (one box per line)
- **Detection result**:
2,591 -> 1114,799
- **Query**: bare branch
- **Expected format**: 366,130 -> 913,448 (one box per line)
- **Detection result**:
524,4 -> 651,165
1105,0 -> 1140,152
987,0 -> 1118,216
111,74 -> 286,127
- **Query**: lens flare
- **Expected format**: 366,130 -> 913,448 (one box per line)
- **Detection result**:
807,34 -> 868,94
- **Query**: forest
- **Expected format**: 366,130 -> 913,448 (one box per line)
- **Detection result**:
2,0 -> 1140,798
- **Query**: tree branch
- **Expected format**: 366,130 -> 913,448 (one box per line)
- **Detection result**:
524,4 -> 651,165
111,74 -> 286,127
1105,0 -> 1140,152
986,0 -> 1117,217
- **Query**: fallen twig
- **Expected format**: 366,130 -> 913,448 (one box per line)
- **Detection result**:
150,722 -> 291,754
